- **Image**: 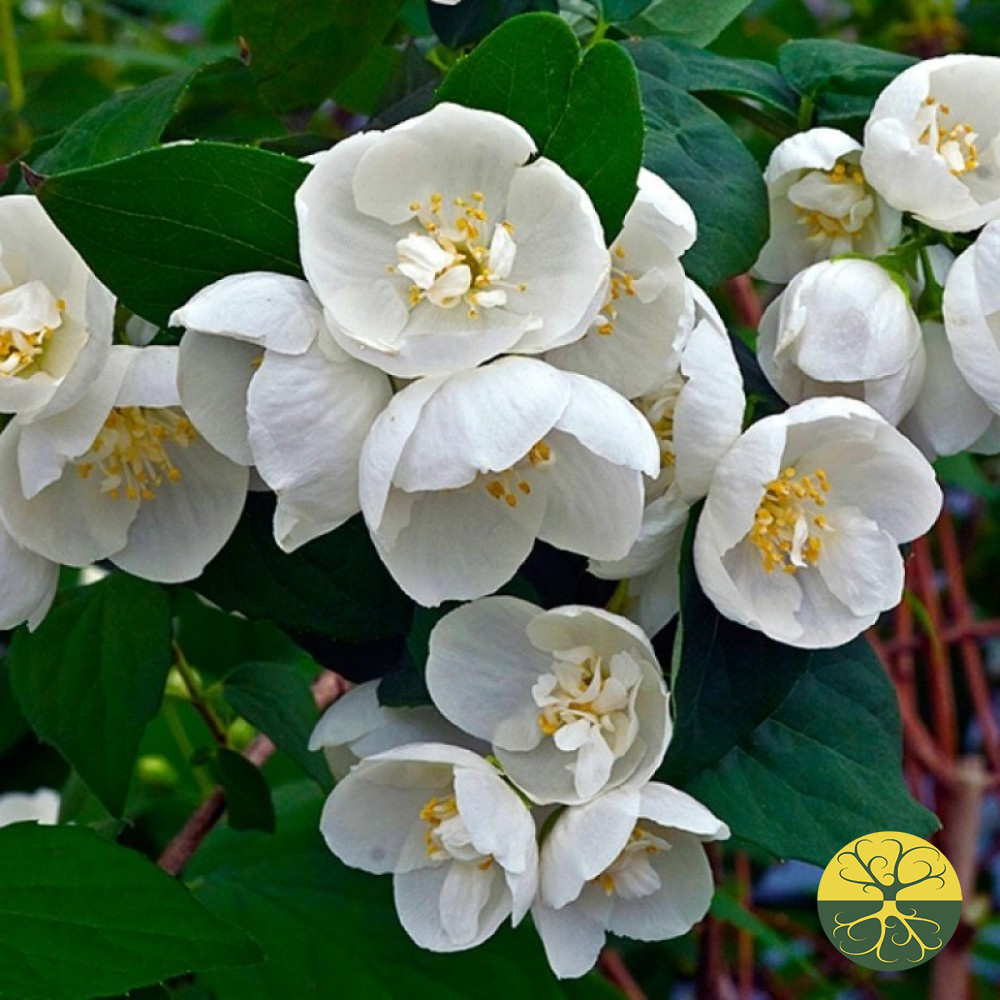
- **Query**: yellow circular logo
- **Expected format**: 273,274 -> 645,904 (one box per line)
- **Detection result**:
817,831 -> 962,970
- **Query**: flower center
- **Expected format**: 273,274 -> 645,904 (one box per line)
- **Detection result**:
75,406 -> 196,502
483,440 -> 553,508
635,376 -> 684,470
0,287 -> 65,378
917,96 -> 979,175
533,645 -> 641,757
594,824 -> 671,899
420,794 -> 492,868
392,191 -> 526,320
596,245 -> 637,336
790,161 -> 874,241
749,465 -> 831,574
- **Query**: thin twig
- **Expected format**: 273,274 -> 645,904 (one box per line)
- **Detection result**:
157,669 -> 349,878
597,949 -> 647,1000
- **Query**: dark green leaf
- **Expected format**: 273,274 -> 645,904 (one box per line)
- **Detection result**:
435,13 -> 580,149
0,824 -> 259,1000
623,0 -> 755,46
778,39 -> 915,129
0,656 -> 28,759
637,72 -> 767,286
600,0 -> 652,21
190,783 -> 617,999
437,13 -> 643,240
223,661 -> 330,788
626,37 -> 799,121
194,494 -> 413,643
30,70 -> 195,177
35,142 -> 309,326
213,747 -> 276,833
429,0 -> 559,48
661,524 -> 938,865
544,41 -> 643,239
8,575 -> 172,817
232,0 -> 404,111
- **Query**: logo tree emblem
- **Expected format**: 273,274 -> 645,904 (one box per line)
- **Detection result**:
817,831 -> 962,970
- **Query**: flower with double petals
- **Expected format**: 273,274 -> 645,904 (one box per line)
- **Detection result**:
296,102 -> 609,378
320,743 -> 538,952
590,284 -> 745,635
532,782 -> 728,978
862,54 -> 1000,232
426,597 -> 670,804
358,356 -> 659,606
694,397 -> 941,648
0,521 -> 57,630
546,168 -> 695,398
0,345 -> 248,582
171,272 -> 392,551
309,679 -> 486,781
752,127 -> 902,284
0,195 -> 114,421
757,258 -> 925,425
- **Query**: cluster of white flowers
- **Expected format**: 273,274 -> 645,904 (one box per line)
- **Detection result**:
312,598 -> 728,977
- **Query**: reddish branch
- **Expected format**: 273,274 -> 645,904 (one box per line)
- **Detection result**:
597,949 -> 647,1000
157,669 -> 349,878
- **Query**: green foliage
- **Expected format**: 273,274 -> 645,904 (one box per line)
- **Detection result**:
8,575 -> 172,817
0,823 -> 260,1000
778,39 -> 916,131
194,495 -> 413,643
661,526 -> 938,866
436,13 -> 643,240
223,662 -> 331,788
231,0 -> 404,112
189,784 -> 619,999
636,69 -> 768,287
212,747 -> 276,833
621,0 -> 756,46
35,142 -> 309,326
429,0 -> 560,48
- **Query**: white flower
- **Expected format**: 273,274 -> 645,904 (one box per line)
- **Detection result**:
320,743 -> 538,952
545,169 -> 695,398
0,788 -> 60,827
752,127 -> 902,284
359,356 -> 659,606
0,345 -> 248,583
590,284 -> 745,635
694,397 -> 941,648
757,259 -> 925,425
171,272 -> 392,551
308,680 -> 487,780
902,244 -> 1000,457
296,102 -> 609,378
0,195 -> 114,421
941,222 -> 1000,448
861,54 -> 1000,232
426,597 -> 670,805
0,520 -> 58,630
532,782 -> 729,979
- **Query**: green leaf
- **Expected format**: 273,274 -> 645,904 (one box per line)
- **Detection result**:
623,0 -> 755,46
35,142 -> 309,327
0,823 -> 260,1000
0,656 -> 28,759
429,0 -> 559,48
213,747 -> 276,833
637,72 -> 767,287
436,13 -> 644,240
194,494 -> 413,643
544,41 -> 643,240
231,0 -> 404,112
600,0 -> 652,21
778,39 -> 916,129
189,783 -> 617,999
8,575 -> 172,817
223,661 -> 331,788
29,70 -> 195,177
626,37 -> 799,121
660,526 -> 938,866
